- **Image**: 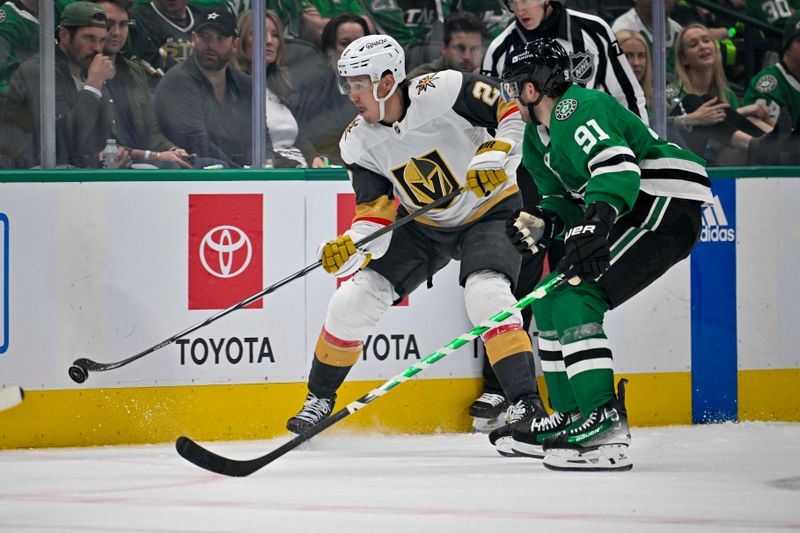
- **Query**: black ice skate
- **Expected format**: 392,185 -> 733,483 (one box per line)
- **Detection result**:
469,392 -> 509,433
542,379 -> 632,471
286,392 -> 335,434
510,408 -> 584,459
488,395 -> 547,457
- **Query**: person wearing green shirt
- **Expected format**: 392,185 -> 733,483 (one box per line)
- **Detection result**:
361,0 -> 449,48
746,0 -> 800,28
498,38 -> 712,471
743,10 -> 800,125
0,0 -> 77,95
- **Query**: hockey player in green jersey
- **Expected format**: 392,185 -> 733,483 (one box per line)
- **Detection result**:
498,38 -> 712,471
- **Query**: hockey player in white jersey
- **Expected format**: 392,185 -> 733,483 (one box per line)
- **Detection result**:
286,34 -> 548,436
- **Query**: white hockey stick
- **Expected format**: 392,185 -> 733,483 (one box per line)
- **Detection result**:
0,386 -> 24,412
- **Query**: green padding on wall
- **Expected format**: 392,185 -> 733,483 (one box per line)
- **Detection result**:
1,166 -> 798,183
0,167 -> 349,183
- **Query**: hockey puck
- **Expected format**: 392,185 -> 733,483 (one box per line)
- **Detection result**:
68,365 -> 88,384
0,386 -> 24,411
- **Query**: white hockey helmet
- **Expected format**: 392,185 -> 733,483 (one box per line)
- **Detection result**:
337,35 -> 406,121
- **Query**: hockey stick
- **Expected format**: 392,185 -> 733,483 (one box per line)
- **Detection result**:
175,273 -> 567,477
67,187 -> 463,384
0,386 -> 24,412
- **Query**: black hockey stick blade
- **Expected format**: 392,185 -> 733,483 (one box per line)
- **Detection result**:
176,409 -> 348,477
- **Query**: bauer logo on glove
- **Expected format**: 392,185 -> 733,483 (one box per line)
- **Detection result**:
557,203 -> 616,281
466,138 -> 515,198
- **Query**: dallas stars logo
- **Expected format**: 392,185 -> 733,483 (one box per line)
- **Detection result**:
756,74 -> 778,94
555,98 -> 578,121
415,74 -> 439,95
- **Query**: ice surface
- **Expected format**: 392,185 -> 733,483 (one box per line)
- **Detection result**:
1,422 -> 799,532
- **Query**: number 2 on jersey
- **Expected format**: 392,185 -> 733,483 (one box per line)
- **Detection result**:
472,81 -> 500,105
574,119 -> 609,154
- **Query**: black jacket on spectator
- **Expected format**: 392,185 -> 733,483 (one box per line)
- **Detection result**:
6,48 -> 117,168
154,54 -> 269,167
107,54 -> 177,153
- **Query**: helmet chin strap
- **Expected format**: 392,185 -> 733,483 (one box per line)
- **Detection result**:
374,80 -> 400,122
524,91 -> 546,125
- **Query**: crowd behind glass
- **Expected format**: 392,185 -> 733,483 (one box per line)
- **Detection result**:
1,0 -> 798,169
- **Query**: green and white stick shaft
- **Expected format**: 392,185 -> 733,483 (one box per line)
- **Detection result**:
175,273 -> 565,476
346,273 -> 566,411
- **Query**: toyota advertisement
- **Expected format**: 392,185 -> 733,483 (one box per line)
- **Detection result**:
0,177 -> 796,392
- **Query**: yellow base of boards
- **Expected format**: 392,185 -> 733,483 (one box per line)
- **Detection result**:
0,369 -> 797,449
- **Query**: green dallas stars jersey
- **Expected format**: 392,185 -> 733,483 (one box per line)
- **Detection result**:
743,61 -> 800,123
522,84 -> 712,230
746,0 -> 800,27
0,0 -> 38,95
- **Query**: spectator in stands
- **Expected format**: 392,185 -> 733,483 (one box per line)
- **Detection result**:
358,0 -> 449,70
94,0 -> 222,168
743,10 -> 800,126
299,0 -> 375,48
668,23 -> 772,164
289,12 -> 368,164
611,0 -> 683,75
6,2 -> 137,168
746,0 -> 799,29
0,0 -> 39,95
130,0 -> 205,74
234,9 -> 324,167
450,0 -> 514,40
408,10 -> 488,77
616,29 -> 653,112
154,8 -> 268,167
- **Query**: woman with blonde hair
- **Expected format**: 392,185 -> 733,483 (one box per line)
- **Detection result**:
616,30 -> 653,112
235,9 -> 325,168
667,23 -> 771,163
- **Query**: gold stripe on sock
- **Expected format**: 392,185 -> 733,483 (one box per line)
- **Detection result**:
315,334 -> 361,367
484,329 -> 532,365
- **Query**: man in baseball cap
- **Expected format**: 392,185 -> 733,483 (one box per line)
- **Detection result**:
59,1 -> 109,29
194,9 -> 238,37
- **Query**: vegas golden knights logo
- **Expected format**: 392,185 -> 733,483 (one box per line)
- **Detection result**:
391,149 -> 459,208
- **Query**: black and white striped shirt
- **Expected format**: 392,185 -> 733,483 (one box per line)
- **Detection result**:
481,2 -> 648,122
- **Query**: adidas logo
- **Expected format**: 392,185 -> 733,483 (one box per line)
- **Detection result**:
701,195 -> 735,242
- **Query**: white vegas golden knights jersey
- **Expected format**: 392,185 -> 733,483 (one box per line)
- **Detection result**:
339,69 -> 524,228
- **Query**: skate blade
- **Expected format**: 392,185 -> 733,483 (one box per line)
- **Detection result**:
543,444 -> 633,472
509,440 -> 545,459
472,416 -> 506,434
493,435 -> 522,457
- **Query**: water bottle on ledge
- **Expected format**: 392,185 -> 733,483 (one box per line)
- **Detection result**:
103,139 -> 118,169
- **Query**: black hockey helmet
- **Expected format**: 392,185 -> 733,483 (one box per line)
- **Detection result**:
501,38 -> 572,101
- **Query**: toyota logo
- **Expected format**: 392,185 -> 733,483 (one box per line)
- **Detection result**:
199,225 -> 252,278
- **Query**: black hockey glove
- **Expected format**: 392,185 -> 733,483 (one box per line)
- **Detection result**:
505,207 -> 563,257
557,202 -> 616,281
